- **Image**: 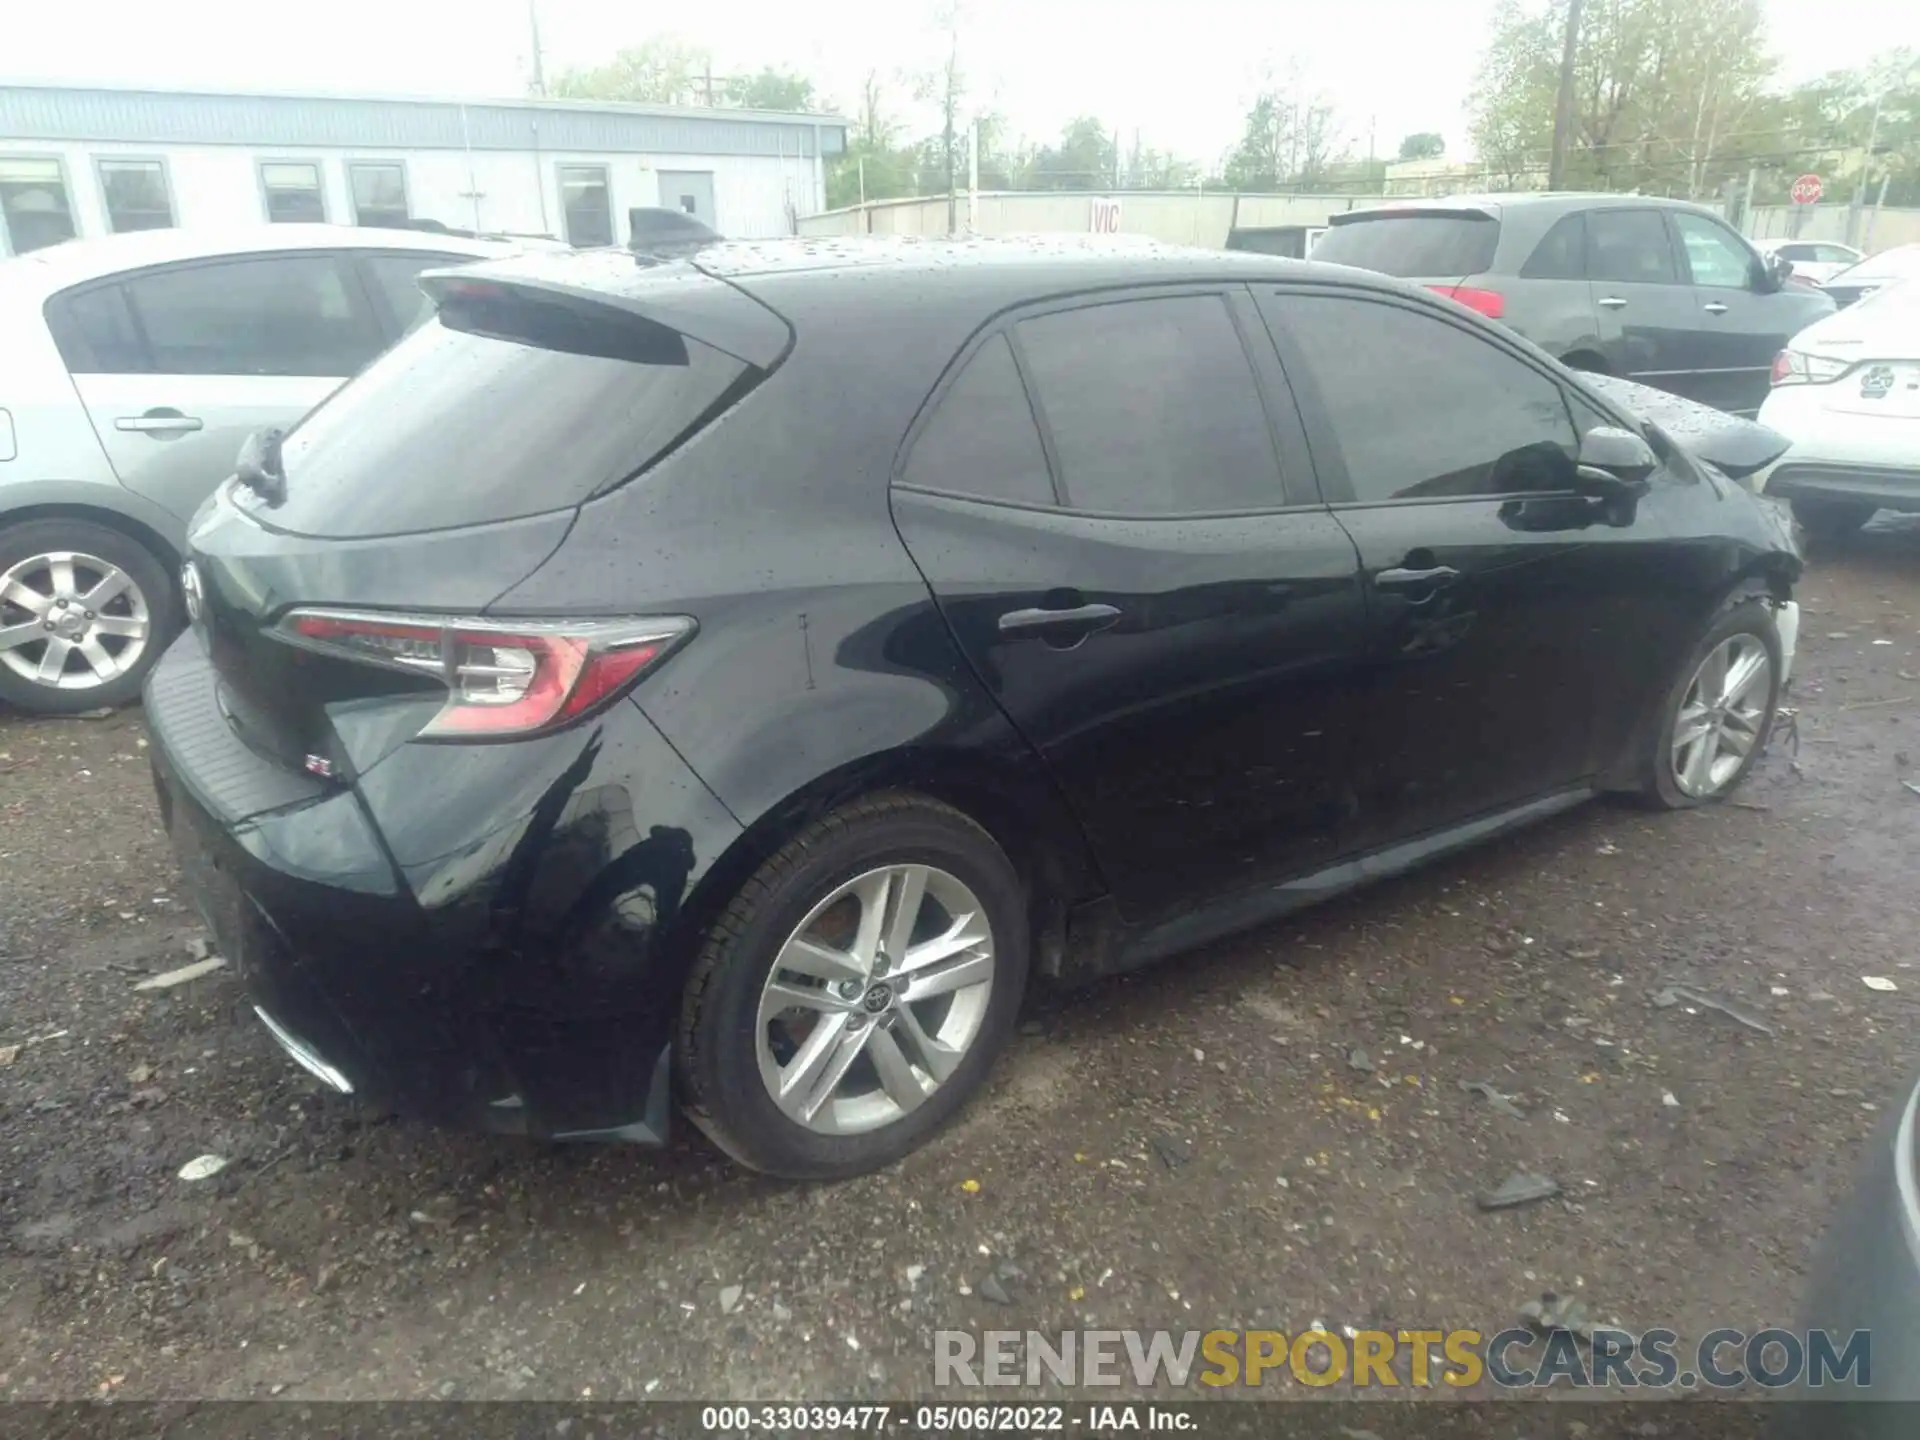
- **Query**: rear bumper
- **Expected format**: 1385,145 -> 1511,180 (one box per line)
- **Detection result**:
144,633 -> 736,1143
1763,462 -> 1920,512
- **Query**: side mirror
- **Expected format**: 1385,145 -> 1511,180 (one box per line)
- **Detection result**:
1757,250 -> 1794,293
1575,425 -> 1656,500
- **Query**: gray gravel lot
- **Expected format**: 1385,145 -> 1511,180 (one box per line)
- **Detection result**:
2,522 -> 1917,1404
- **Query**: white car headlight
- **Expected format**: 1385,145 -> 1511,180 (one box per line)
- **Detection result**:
1770,349 -> 1852,386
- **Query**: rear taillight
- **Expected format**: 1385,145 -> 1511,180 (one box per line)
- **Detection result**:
1425,284 -> 1506,319
278,610 -> 693,740
1770,348 -> 1851,387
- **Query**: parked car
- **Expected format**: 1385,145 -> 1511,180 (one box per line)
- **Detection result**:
1819,243 -> 1920,310
1224,224 -> 1327,259
1753,237 -> 1864,286
1754,280 -> 1920,536
1311,194 -> 1834,417
1774,1066 -> 1920,1432
147,238 -> 1802,1180
0,225 -> 520,714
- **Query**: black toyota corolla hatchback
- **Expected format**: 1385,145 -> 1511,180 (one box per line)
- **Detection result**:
148,237 -> 1803,1179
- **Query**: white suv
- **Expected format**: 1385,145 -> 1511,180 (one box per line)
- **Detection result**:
0,225 -> 515,713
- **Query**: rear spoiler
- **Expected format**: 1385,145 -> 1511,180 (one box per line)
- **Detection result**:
418,255 -> 791,371
1328,205 -> 1498,225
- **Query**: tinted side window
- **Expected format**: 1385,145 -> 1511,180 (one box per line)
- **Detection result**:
48,284 -> 148,373
1280,295 -> 1578,502
120,255 -> 382,377
1673,213 -> 1754,289
1776,244 -> 1815,262
364,251 -> 475,334
1586,209 -> 1679,285
1519,213 -> 1586,279
1015,295 -> 1283,515
1814,245 -> 1857,264
902,334 -> 1054,506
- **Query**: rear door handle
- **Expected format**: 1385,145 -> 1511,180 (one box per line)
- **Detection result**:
998,602 -> 1122,642
1703,301 -> 1730,316
1375,565 -> 1461,592
1597,296 -> 1628,310
116,410 -> 204,436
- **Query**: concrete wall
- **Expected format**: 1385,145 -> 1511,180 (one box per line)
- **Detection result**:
1745,202 -> 1920,255
0,138 -> 824,253
800,191 -> 1379,248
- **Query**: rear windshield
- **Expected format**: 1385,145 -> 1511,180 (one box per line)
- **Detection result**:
235,298 -> 750,538
1312,214 -> 1500,278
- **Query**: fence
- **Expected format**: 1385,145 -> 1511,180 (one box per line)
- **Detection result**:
802,189 -> 1920,257
1745,202 -> 1920,252
799,191 -> 1384,248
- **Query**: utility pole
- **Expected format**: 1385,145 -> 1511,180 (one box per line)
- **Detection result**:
1547,0 -> 1585,191
969,118 -> 980,233
526,0 -> 546,96
1846,91 -> 1885,248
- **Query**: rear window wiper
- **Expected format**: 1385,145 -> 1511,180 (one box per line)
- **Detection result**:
235,428 -> 286,505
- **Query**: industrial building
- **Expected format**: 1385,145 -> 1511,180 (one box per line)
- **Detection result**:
0,81 -> 846,256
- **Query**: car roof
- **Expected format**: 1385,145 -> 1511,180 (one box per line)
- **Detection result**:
452,232 -> 1354,305
1333,192 -> 1729,221
0,225 -> 513,300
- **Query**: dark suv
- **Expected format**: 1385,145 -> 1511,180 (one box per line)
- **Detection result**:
1313,194 -> 1834,416
148,238 -> 1801,1180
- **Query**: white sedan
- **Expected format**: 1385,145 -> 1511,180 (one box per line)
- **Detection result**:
1753,237 -> 1863,286
1755,279 -> 1920,536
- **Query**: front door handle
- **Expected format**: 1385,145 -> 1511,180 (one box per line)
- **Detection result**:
1375,565 -> 1461,592
116,409 -> 204,436
998,602 -> 1122,643
1597,296 -> 1628,310
1703,301 -> 1730,315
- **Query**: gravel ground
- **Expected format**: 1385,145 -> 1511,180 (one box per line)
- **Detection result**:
2,522 -> 1918,1406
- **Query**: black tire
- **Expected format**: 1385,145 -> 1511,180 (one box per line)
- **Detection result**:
1790,498 -> 1875,539
678,792 -> 1028,1179
1638,593 -> 1782,810
0,518 -> 179,715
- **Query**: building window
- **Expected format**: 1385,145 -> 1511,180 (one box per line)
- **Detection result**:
96,158 -> 175,233
0,156 -> 77,254
348,162 -> 410,228
558,164 -> 613,247
260,161 -> 327,223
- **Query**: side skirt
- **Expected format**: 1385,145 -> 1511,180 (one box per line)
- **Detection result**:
1054,787 -> 1595,983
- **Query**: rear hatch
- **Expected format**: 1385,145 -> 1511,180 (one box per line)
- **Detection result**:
189,252 -> 789,779
1312,204 -> 1505,316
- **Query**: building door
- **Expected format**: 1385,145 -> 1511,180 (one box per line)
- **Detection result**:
658,171 -> 716,227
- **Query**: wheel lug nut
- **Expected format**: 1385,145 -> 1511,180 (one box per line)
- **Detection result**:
838,980 -> 862,1000
43,620 -> 56,631
84,611 -> 94,620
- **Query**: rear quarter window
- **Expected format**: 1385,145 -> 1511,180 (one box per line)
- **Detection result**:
1312,214 -> 1499,278
243,299 -> 753,538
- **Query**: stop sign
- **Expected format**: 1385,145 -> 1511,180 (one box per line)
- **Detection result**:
1791,173 -> 1823,205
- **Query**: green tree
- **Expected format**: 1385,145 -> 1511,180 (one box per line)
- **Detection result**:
551,36 -> 712,106
1397,132 -> 1445,160
722,68 -> 815,112
1777,52 -> 1920,206
1224,70 -> 1344,191
1025,116 -> 1119,190
1468,0 -> 1777,197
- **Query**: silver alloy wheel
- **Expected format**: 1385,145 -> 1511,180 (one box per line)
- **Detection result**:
0,550 -> 151,691
1671,633 -> 1772,798
756,863 -> 996,1136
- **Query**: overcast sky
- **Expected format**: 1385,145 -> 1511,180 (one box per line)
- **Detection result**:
7,0 -> 1916,168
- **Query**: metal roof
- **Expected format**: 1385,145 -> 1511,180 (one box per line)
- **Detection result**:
0,82 -> 847,159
